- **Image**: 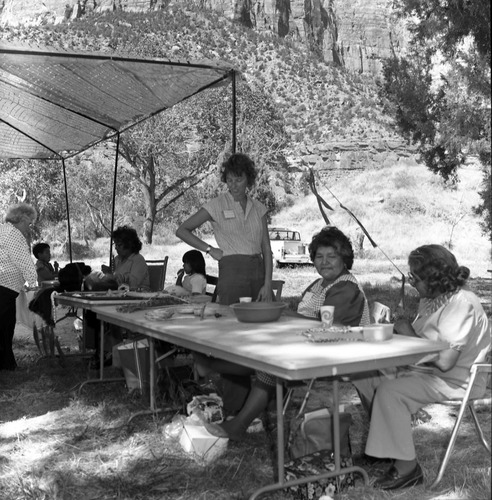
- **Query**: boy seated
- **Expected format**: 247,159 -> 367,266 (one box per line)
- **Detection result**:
32,242 -> 59,283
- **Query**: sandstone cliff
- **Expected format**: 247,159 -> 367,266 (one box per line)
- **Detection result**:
0,0 -> 406,75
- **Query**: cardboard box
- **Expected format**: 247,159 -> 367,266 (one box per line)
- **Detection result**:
179,424 -> 228,464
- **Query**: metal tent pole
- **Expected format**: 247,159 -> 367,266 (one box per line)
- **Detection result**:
61,159 -> 73,263
232,70 -> 237,153
108,133 -> 120,269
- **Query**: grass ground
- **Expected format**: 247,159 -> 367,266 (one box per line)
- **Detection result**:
1,276 -> 490,500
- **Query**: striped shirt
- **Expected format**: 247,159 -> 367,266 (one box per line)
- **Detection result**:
0,223 -> 37,292
203,192 -> 267,256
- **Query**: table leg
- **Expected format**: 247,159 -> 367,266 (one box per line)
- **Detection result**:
150,337 -> 156,410
99,319 -> 104,379
276,379 -> 285,483
78,319 -> 125,394
126,336 -> 175,424
80,308 -> 86,355
333,378 -> 340,470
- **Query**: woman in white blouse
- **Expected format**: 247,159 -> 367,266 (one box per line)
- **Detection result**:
0,203 -> 38,370
176,152 -> 273,415
353,245 -> 490,490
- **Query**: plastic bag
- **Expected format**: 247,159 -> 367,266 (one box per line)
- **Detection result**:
187,394 -> 224,424
162,414 -> 188,439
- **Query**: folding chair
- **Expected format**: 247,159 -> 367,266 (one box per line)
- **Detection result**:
430,352 -> 491,488
272,280 -> 285,301
205,274 -> 218,302
146,257 -> 168,291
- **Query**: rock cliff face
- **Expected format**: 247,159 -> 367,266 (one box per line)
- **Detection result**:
197,0 -> 406,74
0,0 -> 405,75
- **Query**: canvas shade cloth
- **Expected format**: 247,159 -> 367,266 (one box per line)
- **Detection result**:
0,41 -> 237,261
0,41 -> 236,159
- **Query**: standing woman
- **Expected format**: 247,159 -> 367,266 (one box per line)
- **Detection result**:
176,152 -> 273,304
0,203 -> 38,370
176,152 -> 273,413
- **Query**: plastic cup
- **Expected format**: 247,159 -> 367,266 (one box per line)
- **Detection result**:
320,305 -> 335,328
239,297 -> 252,303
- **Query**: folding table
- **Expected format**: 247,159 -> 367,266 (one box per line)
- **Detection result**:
91,304 -> 447,499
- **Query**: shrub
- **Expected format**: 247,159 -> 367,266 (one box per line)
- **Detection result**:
392,170 -> 418,189
385,195 -> 426,215
60,240 -> 96,260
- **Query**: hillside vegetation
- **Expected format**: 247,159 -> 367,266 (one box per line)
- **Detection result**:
1,7 -> 401,151
78,161 -> 490,291
1,7 -> 489,264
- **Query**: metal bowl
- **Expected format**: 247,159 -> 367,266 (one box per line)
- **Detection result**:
230,302 -> 287,323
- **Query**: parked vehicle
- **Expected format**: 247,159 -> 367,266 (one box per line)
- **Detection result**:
268,227 -> 312,268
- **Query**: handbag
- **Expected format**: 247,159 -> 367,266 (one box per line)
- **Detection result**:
284,449 -> 356,499
288,407 -> 352,460
285,407 -> 355,498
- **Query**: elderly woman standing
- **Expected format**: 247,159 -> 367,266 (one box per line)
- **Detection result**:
353,245 -> 490,490
0,203 -> 38,370
176,152 -> 273,414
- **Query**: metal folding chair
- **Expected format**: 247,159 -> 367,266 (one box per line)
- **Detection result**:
430,353 -> 491,488
146,257 -> 168,291
272,279 -> 285,301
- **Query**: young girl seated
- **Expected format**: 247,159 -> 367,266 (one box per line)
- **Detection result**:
168,250 -> 207,296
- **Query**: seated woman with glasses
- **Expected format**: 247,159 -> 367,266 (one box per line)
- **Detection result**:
84,226 -> 150,367
352,245 -> 490,490
86,226 -> 150,292
101,226 -> 150,291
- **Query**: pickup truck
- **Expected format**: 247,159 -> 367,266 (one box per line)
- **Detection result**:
268,227 -> 312,268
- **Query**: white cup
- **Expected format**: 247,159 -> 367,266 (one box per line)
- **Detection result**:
239,297 -> 252,303
320,305 -> 335,328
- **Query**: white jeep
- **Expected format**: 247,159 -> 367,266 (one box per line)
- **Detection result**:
268,227 -> 312,268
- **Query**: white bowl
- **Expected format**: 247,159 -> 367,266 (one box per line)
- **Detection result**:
363,324 -> 393,342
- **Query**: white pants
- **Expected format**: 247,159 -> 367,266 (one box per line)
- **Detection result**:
352,370 -> 468,460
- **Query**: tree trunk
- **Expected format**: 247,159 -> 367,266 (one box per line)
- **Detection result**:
142,212 -> 155,244
141,156 -> 157,244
